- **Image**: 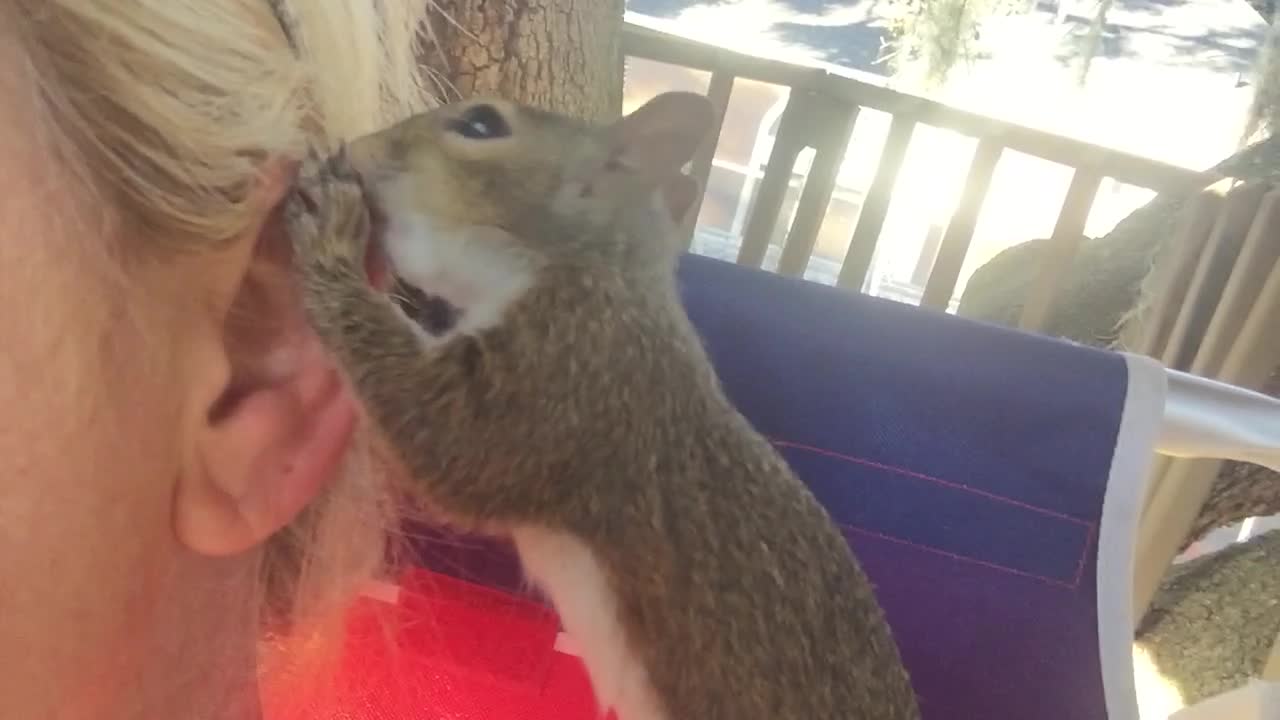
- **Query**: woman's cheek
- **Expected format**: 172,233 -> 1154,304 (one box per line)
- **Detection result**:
0,205 -> 188,715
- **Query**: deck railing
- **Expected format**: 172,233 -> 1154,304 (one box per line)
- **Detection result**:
620,21 -> 1215,331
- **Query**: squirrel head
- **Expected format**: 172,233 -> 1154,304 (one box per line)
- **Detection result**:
346,92 -> 715,272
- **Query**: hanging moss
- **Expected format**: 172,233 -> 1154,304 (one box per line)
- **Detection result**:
879,0 -> 1023,87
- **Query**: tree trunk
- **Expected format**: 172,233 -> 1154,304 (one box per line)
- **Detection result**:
421,0 -> 626,123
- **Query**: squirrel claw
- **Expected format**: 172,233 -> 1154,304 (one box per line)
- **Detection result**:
285,145 -> 371,275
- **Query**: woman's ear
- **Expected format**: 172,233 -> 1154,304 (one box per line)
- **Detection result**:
173,158 -> 358,557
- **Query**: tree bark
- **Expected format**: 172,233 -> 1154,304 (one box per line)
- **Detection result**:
957,132 -> 1280,549
421,0 -> 626,123
1135,528 -> 1280,707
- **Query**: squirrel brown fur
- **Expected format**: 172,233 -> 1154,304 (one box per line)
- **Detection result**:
284,91 -> 920,720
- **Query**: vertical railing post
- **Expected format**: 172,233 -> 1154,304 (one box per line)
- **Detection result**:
1156,181 -> 1271,371
1016,169 -> 1103,332
1131,184 -> 1280,622
681,71 -> 736,251
775,97 -> 860,278
836,115 -> 916,292
1128,186 -> 1228,356
736,92 -> 811,269
919,137 -> 1004,310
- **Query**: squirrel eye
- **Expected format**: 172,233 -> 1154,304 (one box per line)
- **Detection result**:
448,103 -> 511,140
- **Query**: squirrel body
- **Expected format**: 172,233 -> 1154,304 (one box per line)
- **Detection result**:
285,92 -> 920,720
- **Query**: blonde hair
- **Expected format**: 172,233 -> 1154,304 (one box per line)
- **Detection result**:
10,1 -> 430,242
6,0 -> 435,673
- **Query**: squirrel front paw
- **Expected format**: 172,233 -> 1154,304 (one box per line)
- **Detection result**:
285,145 -> 371,277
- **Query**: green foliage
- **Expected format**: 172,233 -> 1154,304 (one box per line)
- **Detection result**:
879,0 -> 1024,87
1244,5 -> 1280,143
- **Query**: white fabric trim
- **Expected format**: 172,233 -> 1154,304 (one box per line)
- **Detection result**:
1098,352 -> 1169,720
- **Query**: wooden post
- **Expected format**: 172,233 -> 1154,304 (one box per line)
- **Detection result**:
737,93 -> 809,269
680,71 -> 736,251
1131,185 -> 1280,622
919,137 -> 1004,310
1157,181 -> 1271,371
1129,186 -> 1230,358
775,99 -> 860,277
836,115 -> 916,292
1016,168 -> 1103,332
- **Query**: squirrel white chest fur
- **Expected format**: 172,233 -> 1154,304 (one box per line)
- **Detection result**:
514,527 -> 666,720
383,210 -> 537,337
383,214 -> 666,720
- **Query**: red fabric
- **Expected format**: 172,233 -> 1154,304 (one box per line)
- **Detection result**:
265,568 -> 613,720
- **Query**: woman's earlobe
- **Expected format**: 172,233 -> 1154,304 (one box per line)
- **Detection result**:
176,332 -> 357,557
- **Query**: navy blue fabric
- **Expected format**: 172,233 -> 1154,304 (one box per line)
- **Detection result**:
407,253 -> 1131,719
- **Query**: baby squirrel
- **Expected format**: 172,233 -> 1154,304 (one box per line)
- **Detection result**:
285,91 -> 920,720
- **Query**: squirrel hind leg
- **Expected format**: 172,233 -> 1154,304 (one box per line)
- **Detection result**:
512,526 -> 668,720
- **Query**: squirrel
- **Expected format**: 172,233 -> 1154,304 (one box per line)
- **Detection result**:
284,91 -> 920,720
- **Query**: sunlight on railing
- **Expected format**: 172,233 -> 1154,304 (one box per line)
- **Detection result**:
619,20 -> 1210,322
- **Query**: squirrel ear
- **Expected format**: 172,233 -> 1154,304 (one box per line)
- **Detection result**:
607,91 -> 715,180
660,173 -> 701,225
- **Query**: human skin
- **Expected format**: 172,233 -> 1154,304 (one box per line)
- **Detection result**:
0,33 -> 360,720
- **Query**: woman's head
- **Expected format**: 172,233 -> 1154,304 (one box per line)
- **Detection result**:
0,2 -> 431,717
